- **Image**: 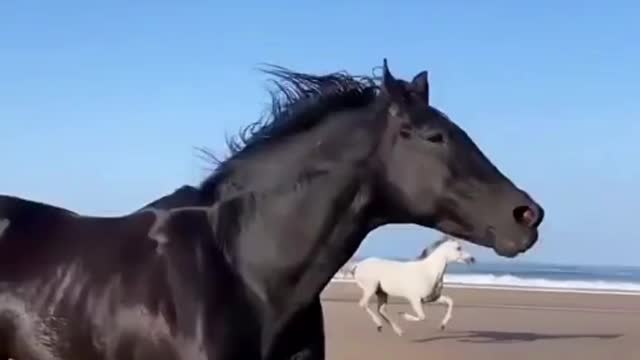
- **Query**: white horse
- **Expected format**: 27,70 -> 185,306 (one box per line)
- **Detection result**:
351,236 -> 475,336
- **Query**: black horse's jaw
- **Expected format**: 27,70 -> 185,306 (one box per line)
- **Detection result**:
486,226 -> 523,258
494,244 -> 520,258
493,232 -> 538,258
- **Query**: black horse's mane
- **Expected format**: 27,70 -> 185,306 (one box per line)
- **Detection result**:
199,65 -> 379,196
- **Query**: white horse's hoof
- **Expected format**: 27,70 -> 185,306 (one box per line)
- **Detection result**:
377,325 -> 382,332
440,324 -> 446,331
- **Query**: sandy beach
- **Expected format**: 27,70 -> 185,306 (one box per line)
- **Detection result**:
321,282 -> 640,360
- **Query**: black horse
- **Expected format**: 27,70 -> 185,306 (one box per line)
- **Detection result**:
0,59 -> 544,359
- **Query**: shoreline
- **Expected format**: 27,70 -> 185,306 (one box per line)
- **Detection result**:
330,278 -> 640,297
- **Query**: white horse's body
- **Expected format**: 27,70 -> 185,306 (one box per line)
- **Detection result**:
352,237 -> 474,336
355,259 -> 442,300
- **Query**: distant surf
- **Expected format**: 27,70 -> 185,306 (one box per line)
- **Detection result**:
333,260 -> 640,296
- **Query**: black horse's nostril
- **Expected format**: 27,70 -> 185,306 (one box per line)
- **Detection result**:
513,205 -> 539,228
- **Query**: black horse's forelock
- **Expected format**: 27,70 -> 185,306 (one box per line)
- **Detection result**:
198,65 -> 379,196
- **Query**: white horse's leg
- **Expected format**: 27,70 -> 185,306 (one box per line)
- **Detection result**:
434,295 -> 454,330
358,282 -> 384,331
400,297 -> 426,322
376,291 -> 403,336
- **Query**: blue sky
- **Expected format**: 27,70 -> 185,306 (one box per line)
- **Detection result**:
1,0 -> 638,266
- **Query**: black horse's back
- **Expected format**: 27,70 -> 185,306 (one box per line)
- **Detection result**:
0,195 -> 79,283
0,195 -> 177,359
0,195 -> 261,360
0,195 -> 157,281
0,194 -> 76,232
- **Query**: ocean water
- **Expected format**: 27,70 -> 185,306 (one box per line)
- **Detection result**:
334,260 -> 640,295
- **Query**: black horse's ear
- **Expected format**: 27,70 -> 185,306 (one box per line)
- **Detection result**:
381,58 -> 405,100
411,71 -> 429,105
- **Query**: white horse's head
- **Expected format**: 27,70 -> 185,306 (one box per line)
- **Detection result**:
431,238 -> 475,265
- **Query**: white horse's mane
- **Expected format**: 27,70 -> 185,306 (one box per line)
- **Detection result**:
417,234 -> 457,260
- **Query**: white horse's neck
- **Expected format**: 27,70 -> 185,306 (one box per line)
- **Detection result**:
415,248 -> 449,282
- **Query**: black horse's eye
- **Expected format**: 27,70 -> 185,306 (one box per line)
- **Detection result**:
425,133 -> 444,144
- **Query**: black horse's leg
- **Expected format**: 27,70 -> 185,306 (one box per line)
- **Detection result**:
290,298 -> 325,360
268,297 -> 325,360
0,316 -> 14,360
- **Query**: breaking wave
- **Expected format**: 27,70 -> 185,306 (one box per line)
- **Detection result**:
442,274 -> 640,293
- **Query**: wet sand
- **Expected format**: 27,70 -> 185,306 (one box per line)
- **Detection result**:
321,282 -> 640,360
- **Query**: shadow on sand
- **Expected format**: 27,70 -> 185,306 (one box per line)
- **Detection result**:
413,330 -> 622,344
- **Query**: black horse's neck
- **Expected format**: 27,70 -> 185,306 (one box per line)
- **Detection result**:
220,167 -> 376,358
201,104 -> 388,358
232,110 -> 384,286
